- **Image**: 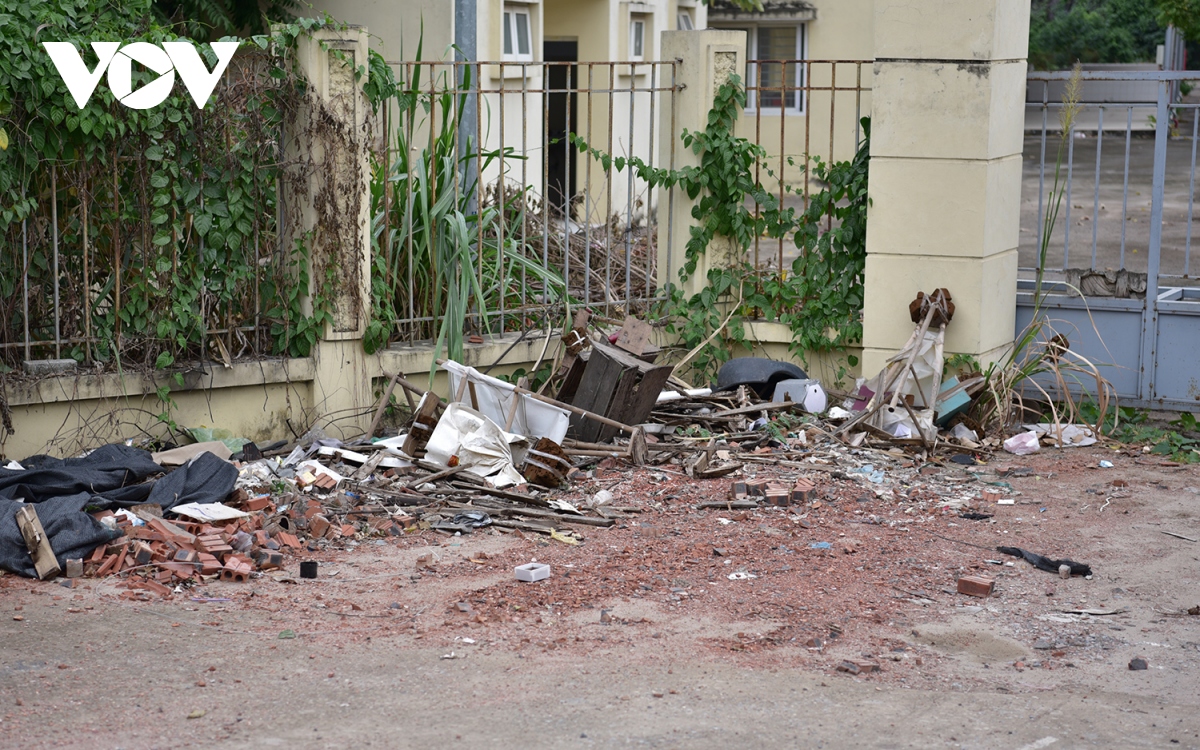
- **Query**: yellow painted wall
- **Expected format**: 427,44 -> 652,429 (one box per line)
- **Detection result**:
709,1 -> 874,187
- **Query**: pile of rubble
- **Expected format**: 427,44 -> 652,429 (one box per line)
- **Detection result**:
1,288 -> 1101,594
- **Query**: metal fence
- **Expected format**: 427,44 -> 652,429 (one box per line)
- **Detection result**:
374,60 -> 677,346
0,54 -> 285,369
373,58 -> 872,345
1018,69 -> 1200,409
1023,70 -> 1199,285
742,59 -> 871,274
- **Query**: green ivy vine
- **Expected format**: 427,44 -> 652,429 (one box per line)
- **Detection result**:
571,75 -> 870,384
0,0 -> 341,377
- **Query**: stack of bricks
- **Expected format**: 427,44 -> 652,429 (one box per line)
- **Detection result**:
82,496 -> 337,598
729,477 -> 820,506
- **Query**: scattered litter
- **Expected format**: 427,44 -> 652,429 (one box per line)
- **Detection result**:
810,542 -> 832,550
951,424 -> 979,443
997,546 -> 1092,577
170,502 -> 250,523
851,465 -> 885,484
1099,460 -> 1114,469
727,571 -> 758,580
1003,431 -> 1041,455
152,441 -> 233,466
1023,423 -> 1097,448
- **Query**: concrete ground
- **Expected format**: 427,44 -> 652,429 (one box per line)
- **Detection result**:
2,446 -> 1199,749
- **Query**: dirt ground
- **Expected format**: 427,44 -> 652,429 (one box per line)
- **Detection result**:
3,445 -> 1200,749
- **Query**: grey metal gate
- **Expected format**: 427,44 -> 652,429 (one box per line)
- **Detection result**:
1016,69 -> 1200,410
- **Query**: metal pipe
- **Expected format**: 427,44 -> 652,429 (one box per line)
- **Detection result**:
1186,110 -> 1198,278
455,0 -> 478,216
1120,107 -> 1133,268
1091,107 -> 1103,268
624,61 -> 636,314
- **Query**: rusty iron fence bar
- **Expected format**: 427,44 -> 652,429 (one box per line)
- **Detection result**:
742,59 -> 872,275
1,56 -> 284,368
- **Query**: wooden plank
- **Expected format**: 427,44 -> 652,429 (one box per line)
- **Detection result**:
365,371 -> 402,440
401,392 -> 441,457
570,346 -> 631,441
16,505 -> 60,580
554,353 -> 588,404
593,365 -> 641,442
611,363 -> 674,436
614,316 -> 653,355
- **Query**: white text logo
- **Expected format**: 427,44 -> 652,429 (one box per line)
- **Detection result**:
42,41 -> 239,110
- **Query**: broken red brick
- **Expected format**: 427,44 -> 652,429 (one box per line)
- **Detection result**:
957,575 -> 995,598
95,554 -> 120,576
309,514 -> 331,539
791,478 -> 817,503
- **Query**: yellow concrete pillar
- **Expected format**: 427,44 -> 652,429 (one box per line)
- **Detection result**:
288,27 -> 375,438
860,0 -> 1030,375
656,30 -> 746,298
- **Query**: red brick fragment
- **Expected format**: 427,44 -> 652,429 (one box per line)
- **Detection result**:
957,575 -> 995,598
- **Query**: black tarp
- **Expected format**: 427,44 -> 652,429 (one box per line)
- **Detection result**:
0,444 -> 238,577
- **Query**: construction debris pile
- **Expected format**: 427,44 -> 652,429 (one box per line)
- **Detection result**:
1,289 -> 1098,592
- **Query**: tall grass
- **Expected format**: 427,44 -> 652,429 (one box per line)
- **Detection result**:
974,62 -> 1118,437
364,47 -> 567,369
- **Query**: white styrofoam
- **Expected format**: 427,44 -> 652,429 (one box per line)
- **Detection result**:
514,562 -> 551,582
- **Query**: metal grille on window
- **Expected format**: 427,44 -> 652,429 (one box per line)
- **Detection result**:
756,27 -> 798,110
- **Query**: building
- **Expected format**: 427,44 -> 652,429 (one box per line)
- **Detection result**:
308,0 -> 873,218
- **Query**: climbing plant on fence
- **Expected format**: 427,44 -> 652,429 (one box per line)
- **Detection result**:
571,75 -> 870,384
0,0 -> 342,373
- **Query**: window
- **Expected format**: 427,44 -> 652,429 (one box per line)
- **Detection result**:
677,10 -> 694,30
717,23 -> 805,113
503,7 -> 532,61
630,16 -> 646,60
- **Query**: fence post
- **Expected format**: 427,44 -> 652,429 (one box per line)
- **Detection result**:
656,30 -> 747,299
286,27 -> 374,437
861,0 -> 1029,375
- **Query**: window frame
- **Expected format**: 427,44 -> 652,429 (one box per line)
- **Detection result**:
629,16 -> 646,61
503,6 -> 534,62
715,22 -> 806,115
677,9 -> 694,31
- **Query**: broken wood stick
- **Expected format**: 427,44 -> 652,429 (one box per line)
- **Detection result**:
445,501 -> 613,528
365,370 -> 402,441
404,465 -> 468,489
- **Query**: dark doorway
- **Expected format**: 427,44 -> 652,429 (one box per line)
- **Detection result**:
544,40 -> 577,215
